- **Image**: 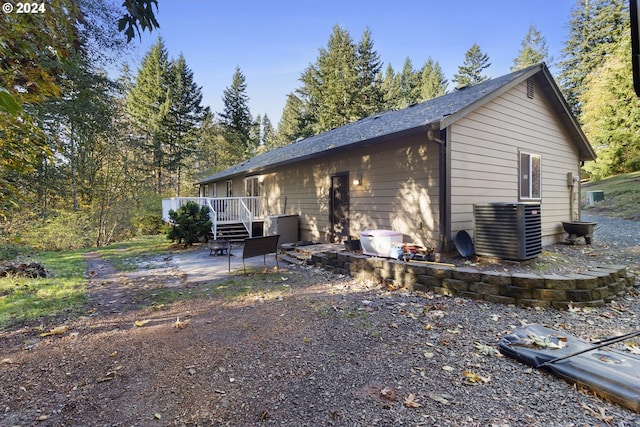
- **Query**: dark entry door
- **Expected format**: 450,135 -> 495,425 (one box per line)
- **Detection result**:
330,173 -> 349,243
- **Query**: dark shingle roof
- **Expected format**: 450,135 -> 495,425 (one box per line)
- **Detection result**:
198,63 -> 593,184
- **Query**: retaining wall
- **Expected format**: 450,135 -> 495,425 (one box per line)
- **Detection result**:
309,251 -> 636,309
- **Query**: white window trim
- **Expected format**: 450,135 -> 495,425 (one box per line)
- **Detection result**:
244,176 -> 261,197
519,151 -> 541,200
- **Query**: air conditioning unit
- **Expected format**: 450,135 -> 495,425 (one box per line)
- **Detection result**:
473,203 -> 542,261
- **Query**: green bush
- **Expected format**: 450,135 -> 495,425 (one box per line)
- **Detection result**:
21,210 -> 94,251
166,201 -> 212,246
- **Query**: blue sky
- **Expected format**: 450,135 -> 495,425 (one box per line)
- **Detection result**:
129,0 -> 577,125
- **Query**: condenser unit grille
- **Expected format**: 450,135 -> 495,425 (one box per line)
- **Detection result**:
473,203 -> 542,260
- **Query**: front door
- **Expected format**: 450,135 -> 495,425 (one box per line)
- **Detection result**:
330,173 -> 349,243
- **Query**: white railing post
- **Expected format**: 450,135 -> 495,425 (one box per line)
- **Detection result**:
239,198 -> 253,238
206,198 -> 217,238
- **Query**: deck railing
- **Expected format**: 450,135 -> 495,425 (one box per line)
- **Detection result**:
162,196 -> 263,236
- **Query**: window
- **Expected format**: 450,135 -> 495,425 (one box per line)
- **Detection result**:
520,152 -> 541,200
225,180 -> 233,197
244,176 -> 260,197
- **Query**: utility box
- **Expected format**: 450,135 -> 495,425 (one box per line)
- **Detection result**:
587,190 -> 605,206
473,203 -> 542,261
360,229 -> 403,257
264,214 -> 298,247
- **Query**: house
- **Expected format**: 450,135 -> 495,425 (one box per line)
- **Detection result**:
162,63 -> 596,254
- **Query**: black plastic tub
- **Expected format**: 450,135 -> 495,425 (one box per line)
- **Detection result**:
499,324 -> 640,412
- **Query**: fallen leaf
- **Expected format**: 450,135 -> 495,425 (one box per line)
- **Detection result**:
442,365 -> 454,372
403,393 -> 421,408
463,370 -> 491,385
39,325 -> 68,337
380,386 -> 397,401
174,317 -> 190,329
428,392 -> 452,405
581,403 -> 613,424
154,413 -> 162,420
134,319 -> 151,327
474,342 -> 502,357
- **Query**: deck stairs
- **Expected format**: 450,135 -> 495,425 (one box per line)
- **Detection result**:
211,223 -> 250,242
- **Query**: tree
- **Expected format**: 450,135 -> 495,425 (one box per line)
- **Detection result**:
259,114 -> 277,152
511,24 -> 552,71
354,27 -> 384,117
218,66 -> 256,157
396,57 -> 421,107
452,43 -> 491,88
164,54 -> 205,195
195,110 -> 243,178
312,25 -> 361,132
167,201 -> 212,246
275,93 -> 314,146
290,25 -> 385,134
119,0 -> 160,42
127,37 -> 172,194
35,55 -> 116,211
381,64 -> 402,109
581,36 -> 640,178
558,0 -> 628,116
418,58 -> 448,101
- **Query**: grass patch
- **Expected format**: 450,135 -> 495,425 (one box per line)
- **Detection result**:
0,235 -> 174,330
133,271 -> 293,308
0,249 -> 88,330
94,235 -> 174,271
582,171 -> 640,219
208,271 -> 292,300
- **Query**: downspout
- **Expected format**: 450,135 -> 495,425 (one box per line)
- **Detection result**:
439,128 -> 450,253
427,127 -> 449,253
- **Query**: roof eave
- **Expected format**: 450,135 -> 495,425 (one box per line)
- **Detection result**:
196,125 -> 431,184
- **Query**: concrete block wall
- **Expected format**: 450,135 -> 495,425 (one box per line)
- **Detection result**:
310,252 -> 636,309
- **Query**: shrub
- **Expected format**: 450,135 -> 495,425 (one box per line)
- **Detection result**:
166,201 -> 212,246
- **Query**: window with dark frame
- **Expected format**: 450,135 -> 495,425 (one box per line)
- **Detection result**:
225,179 -> 233,197
519,152 -> 541,200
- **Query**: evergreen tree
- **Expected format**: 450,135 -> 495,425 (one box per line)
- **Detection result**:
452,43 -> 491,88
275,92 -> 314,145
355,27 -> 384,117
194,110 -> 242,178
218,66 -> 255,157
396,57 -> 421,107
164,53 -> 205,195
126,36 -> 172,194
418,58 -> 448,101
260,114 -> 277,151
289,25 -> 385,134
558,0 -> 627,116
313,25 -> 361,132
511,24 -> 551,71
381,64 -> 402,109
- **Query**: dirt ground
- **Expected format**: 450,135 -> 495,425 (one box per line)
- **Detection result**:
1,240 -> 640,426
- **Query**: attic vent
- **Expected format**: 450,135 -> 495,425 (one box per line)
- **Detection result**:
526,78 -> 535,99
